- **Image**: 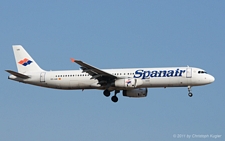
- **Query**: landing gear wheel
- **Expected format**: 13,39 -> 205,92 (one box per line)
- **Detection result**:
187,86 -> 193,97
111,96 -> 118,103
103,90 -> 110,97
188,93 -> 193,97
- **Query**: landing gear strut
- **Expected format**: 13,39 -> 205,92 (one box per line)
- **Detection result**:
188,86 -> 193,97
111,90 -> 120,103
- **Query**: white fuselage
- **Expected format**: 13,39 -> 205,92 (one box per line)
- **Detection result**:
7,45 -> 215,102
9,67 -> 215,90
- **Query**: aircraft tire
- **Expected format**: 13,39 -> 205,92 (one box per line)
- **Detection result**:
111,96 -> 118,103
188,93 -> 193,97
103,90 -> 110,97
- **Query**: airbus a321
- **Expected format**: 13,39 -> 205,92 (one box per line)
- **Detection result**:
6,45 -> 215,102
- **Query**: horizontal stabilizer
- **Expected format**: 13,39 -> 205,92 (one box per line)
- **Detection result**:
5,70 -> 30,79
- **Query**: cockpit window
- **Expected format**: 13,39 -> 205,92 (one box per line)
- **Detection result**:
198,71 -> 207,74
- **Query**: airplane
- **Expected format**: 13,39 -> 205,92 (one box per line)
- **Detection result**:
6,45 -> 215,103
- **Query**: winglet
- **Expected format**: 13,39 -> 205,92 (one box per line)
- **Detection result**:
70,58 -> 75,62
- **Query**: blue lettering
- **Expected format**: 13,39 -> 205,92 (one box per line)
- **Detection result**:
167,70 -> 174,77
179,70 -> 185,76
158,70 -> 167,77
133,69 -> 185,79
174,69 -> 180,76
142,71 -> 150,79
150,71 -> 158,77
134,70 -> 143,78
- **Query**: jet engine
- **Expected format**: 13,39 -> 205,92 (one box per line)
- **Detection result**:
123,88 -> 148,97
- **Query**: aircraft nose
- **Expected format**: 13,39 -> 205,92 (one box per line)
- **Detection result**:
208,75 -> 215,83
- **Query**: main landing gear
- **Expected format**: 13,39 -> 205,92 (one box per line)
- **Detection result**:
103,90 -> 120,103
188,86 -> 193,97
103,89 -> 110,97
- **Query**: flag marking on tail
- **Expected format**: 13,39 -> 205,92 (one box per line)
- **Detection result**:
18,58 -> 33,66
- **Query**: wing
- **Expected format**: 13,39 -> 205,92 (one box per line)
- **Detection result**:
71,58 -> 117,86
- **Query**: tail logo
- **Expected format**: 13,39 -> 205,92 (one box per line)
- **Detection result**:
18,58 -> 33,66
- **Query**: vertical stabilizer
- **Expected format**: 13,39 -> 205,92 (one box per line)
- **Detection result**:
13,45 -> 44,73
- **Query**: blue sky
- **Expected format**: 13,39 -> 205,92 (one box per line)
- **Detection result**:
0,1 -> 224,141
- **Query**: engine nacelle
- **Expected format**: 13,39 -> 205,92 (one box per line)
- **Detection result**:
123,88 -> 148,98
115,78 -> 143,88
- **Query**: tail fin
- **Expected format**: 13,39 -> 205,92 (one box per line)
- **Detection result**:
13,45 -> 44,73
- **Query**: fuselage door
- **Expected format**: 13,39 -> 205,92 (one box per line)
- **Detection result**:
40,72 -> 46,82
186,68 -> 192,78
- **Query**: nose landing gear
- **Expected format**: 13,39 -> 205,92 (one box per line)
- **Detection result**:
188,86 -> 193,97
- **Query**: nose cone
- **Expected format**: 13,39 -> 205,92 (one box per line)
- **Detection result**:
208,75 -> 215,83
